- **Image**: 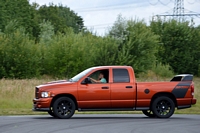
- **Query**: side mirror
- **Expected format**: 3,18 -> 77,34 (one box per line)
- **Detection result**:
82,77 -> 91,84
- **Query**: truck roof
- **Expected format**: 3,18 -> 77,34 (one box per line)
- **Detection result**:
90,66 -> 132,69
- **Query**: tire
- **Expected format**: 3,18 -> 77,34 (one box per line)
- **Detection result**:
48,107 -> 56,117
152,96 -> 175,118
53,97 -> 76,119
142,110 -> 156,118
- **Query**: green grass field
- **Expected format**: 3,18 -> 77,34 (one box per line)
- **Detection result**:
0,77 -> 199,115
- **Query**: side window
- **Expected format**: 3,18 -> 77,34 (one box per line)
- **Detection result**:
113,69 -> 130,83
89,69 -> 109,83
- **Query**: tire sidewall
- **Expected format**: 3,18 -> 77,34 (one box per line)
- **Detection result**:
48,108 -> 56,117
152,96 -> 175,118
53,97 -> 75,119
142,110 -> 156,118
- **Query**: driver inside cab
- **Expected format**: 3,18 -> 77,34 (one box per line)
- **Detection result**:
90,72 -> 107,83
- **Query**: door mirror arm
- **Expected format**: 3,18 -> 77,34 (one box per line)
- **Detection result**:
81,77 -> 91,84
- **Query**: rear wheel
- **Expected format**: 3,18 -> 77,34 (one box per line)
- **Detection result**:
152,96 -> 175,118
142,110 -> 156,118
53,97 -> 75,119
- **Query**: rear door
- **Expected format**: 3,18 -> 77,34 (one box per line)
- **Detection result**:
110,68 -> 136,108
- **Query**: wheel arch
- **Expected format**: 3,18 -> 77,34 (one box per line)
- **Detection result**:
50,94 -> 78,110
150,92 -> 177,108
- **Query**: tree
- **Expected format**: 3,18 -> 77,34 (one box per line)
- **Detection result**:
39,20 -> 54,44
0,0 -> 35,36
108,17 -> 159,74
108,14 -> 127,41
150,18 -> 200,75
37,3 -> 84,34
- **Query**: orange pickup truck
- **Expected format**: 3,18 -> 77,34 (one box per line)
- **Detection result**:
33,66 -> 197,119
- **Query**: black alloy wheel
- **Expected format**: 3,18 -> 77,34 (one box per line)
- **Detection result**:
48,107 -> 56,117
53,97 -> 75,119
152,96 -> 175,118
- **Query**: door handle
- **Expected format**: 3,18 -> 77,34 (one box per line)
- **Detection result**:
102,86 -> 109,89
126,86 -> 132,88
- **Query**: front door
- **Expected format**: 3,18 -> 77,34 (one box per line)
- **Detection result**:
78,69 -> 111,108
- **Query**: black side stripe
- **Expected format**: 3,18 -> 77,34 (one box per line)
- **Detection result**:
172,82 -> 191,98
176,82 -> 191,86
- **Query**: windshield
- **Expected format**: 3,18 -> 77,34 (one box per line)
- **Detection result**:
70,67 -> 94,82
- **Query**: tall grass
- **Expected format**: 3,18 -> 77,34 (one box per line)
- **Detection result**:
0,77 -> 199,115
0,78 -> 50,115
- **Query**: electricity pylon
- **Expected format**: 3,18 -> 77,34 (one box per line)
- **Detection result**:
157,0 -> 200,22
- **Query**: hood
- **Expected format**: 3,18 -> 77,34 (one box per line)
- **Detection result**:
45,80 -> 68,84
36,80 -> 74,89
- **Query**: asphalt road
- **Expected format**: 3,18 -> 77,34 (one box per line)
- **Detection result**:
0,114 -> 199,133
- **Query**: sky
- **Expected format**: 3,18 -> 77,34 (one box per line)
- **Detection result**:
29,0 -> 200,36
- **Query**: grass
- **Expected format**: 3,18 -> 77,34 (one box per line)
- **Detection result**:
0,77 -> 199,115
0,78 -> 49,115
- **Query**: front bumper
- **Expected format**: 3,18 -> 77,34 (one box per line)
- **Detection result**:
33,98 -> 52,112
33,108 -> 50,111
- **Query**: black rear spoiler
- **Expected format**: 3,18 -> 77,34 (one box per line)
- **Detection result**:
170,74 -> 193,82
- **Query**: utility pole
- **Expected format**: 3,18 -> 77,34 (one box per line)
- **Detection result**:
157,0 -> 200,22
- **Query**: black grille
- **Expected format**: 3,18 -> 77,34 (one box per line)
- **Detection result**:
35,87 -> 39,99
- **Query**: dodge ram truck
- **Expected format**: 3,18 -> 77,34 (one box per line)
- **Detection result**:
33,66 -> 197,119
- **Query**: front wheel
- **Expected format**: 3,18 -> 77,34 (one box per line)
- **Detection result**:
53,97 -> 76,119
48,107 -> 56,117
152,96 -> 175,118
142,110 -> 156,118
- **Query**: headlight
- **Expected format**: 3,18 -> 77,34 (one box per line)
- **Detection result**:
41,92 -> 50,98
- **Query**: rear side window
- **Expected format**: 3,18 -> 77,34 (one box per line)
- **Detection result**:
113,69 -> 130,83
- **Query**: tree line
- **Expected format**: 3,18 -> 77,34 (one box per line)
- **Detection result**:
0,0 -> 200,79
0,0 -> 84,39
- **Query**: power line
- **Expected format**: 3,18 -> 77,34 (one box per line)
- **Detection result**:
86,23 -> 113,27
74,1 -> 142,10
159,0 -> 172,5
92,27 -> 110,29
187,0 -> 196,4
149,0 -> 173,6
149,0 -> 200,5
74,1 -> 149,12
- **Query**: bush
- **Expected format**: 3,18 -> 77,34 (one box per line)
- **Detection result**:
152,63 -> 174,77
0,27 -> 41,78
41,30 -> 118,78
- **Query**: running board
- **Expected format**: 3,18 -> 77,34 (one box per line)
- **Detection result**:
78,107 -> 149,111
78,108 -> 135,111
